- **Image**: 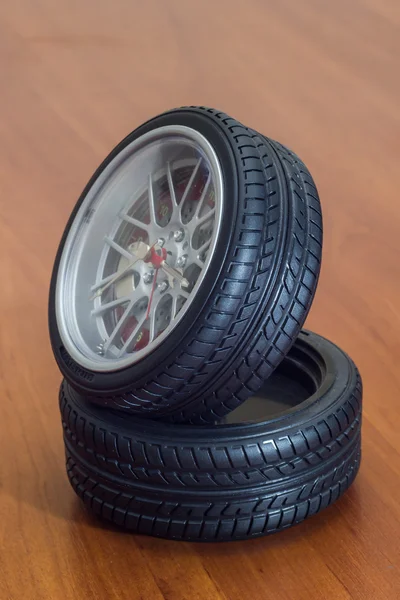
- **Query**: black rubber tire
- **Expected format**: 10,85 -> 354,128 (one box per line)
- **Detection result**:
49,106 -> 322,422
62,330 -> 362,541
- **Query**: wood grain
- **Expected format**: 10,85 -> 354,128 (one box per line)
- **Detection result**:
0,0 -> 399,598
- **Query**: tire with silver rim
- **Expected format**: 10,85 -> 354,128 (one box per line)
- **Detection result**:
49,107 -> 323,422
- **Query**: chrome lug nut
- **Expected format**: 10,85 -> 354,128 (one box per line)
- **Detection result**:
176,255 -> 187,268
158,281 -> 169,293
157,238 -> 165,247
143,272 -> 154,284
96,341 -> 105,356
173,229 -> 185,242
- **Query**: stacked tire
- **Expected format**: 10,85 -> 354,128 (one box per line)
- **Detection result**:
49,107 -> 362,541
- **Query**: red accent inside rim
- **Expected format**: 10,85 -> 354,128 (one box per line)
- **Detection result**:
146,246 -> 167,268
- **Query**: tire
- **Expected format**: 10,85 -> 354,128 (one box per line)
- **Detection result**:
50,106 -> 322,421
61,330 -> 362,541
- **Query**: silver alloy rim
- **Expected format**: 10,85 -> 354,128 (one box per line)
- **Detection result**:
56,125 -> 224,372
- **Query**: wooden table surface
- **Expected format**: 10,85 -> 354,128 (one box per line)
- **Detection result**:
1,1 -> 399,598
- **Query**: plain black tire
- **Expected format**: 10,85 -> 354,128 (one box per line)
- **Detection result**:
62,330 -> 362,541
49,106 -> 322,422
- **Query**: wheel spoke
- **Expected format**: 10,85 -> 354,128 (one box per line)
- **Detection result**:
168,289 -> 188,320
118,315 -> 147,357
184,234 -> 212,270
103,299 -> 135,353
185,207 -> 215,243
90,272 -> 119,293
179,158 -> 202,219
91,296 -> 131,316
167,162 -> 178,209
196,207 -> 215,227
171,294 -> 178,319
193,175 -> 211,219
148,296 -> 162,342
148,173 -> 157,225
196,238 -> 211,256
120,212 -> 147,230
149,311 -> 156,342
104,236 -> 132,260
